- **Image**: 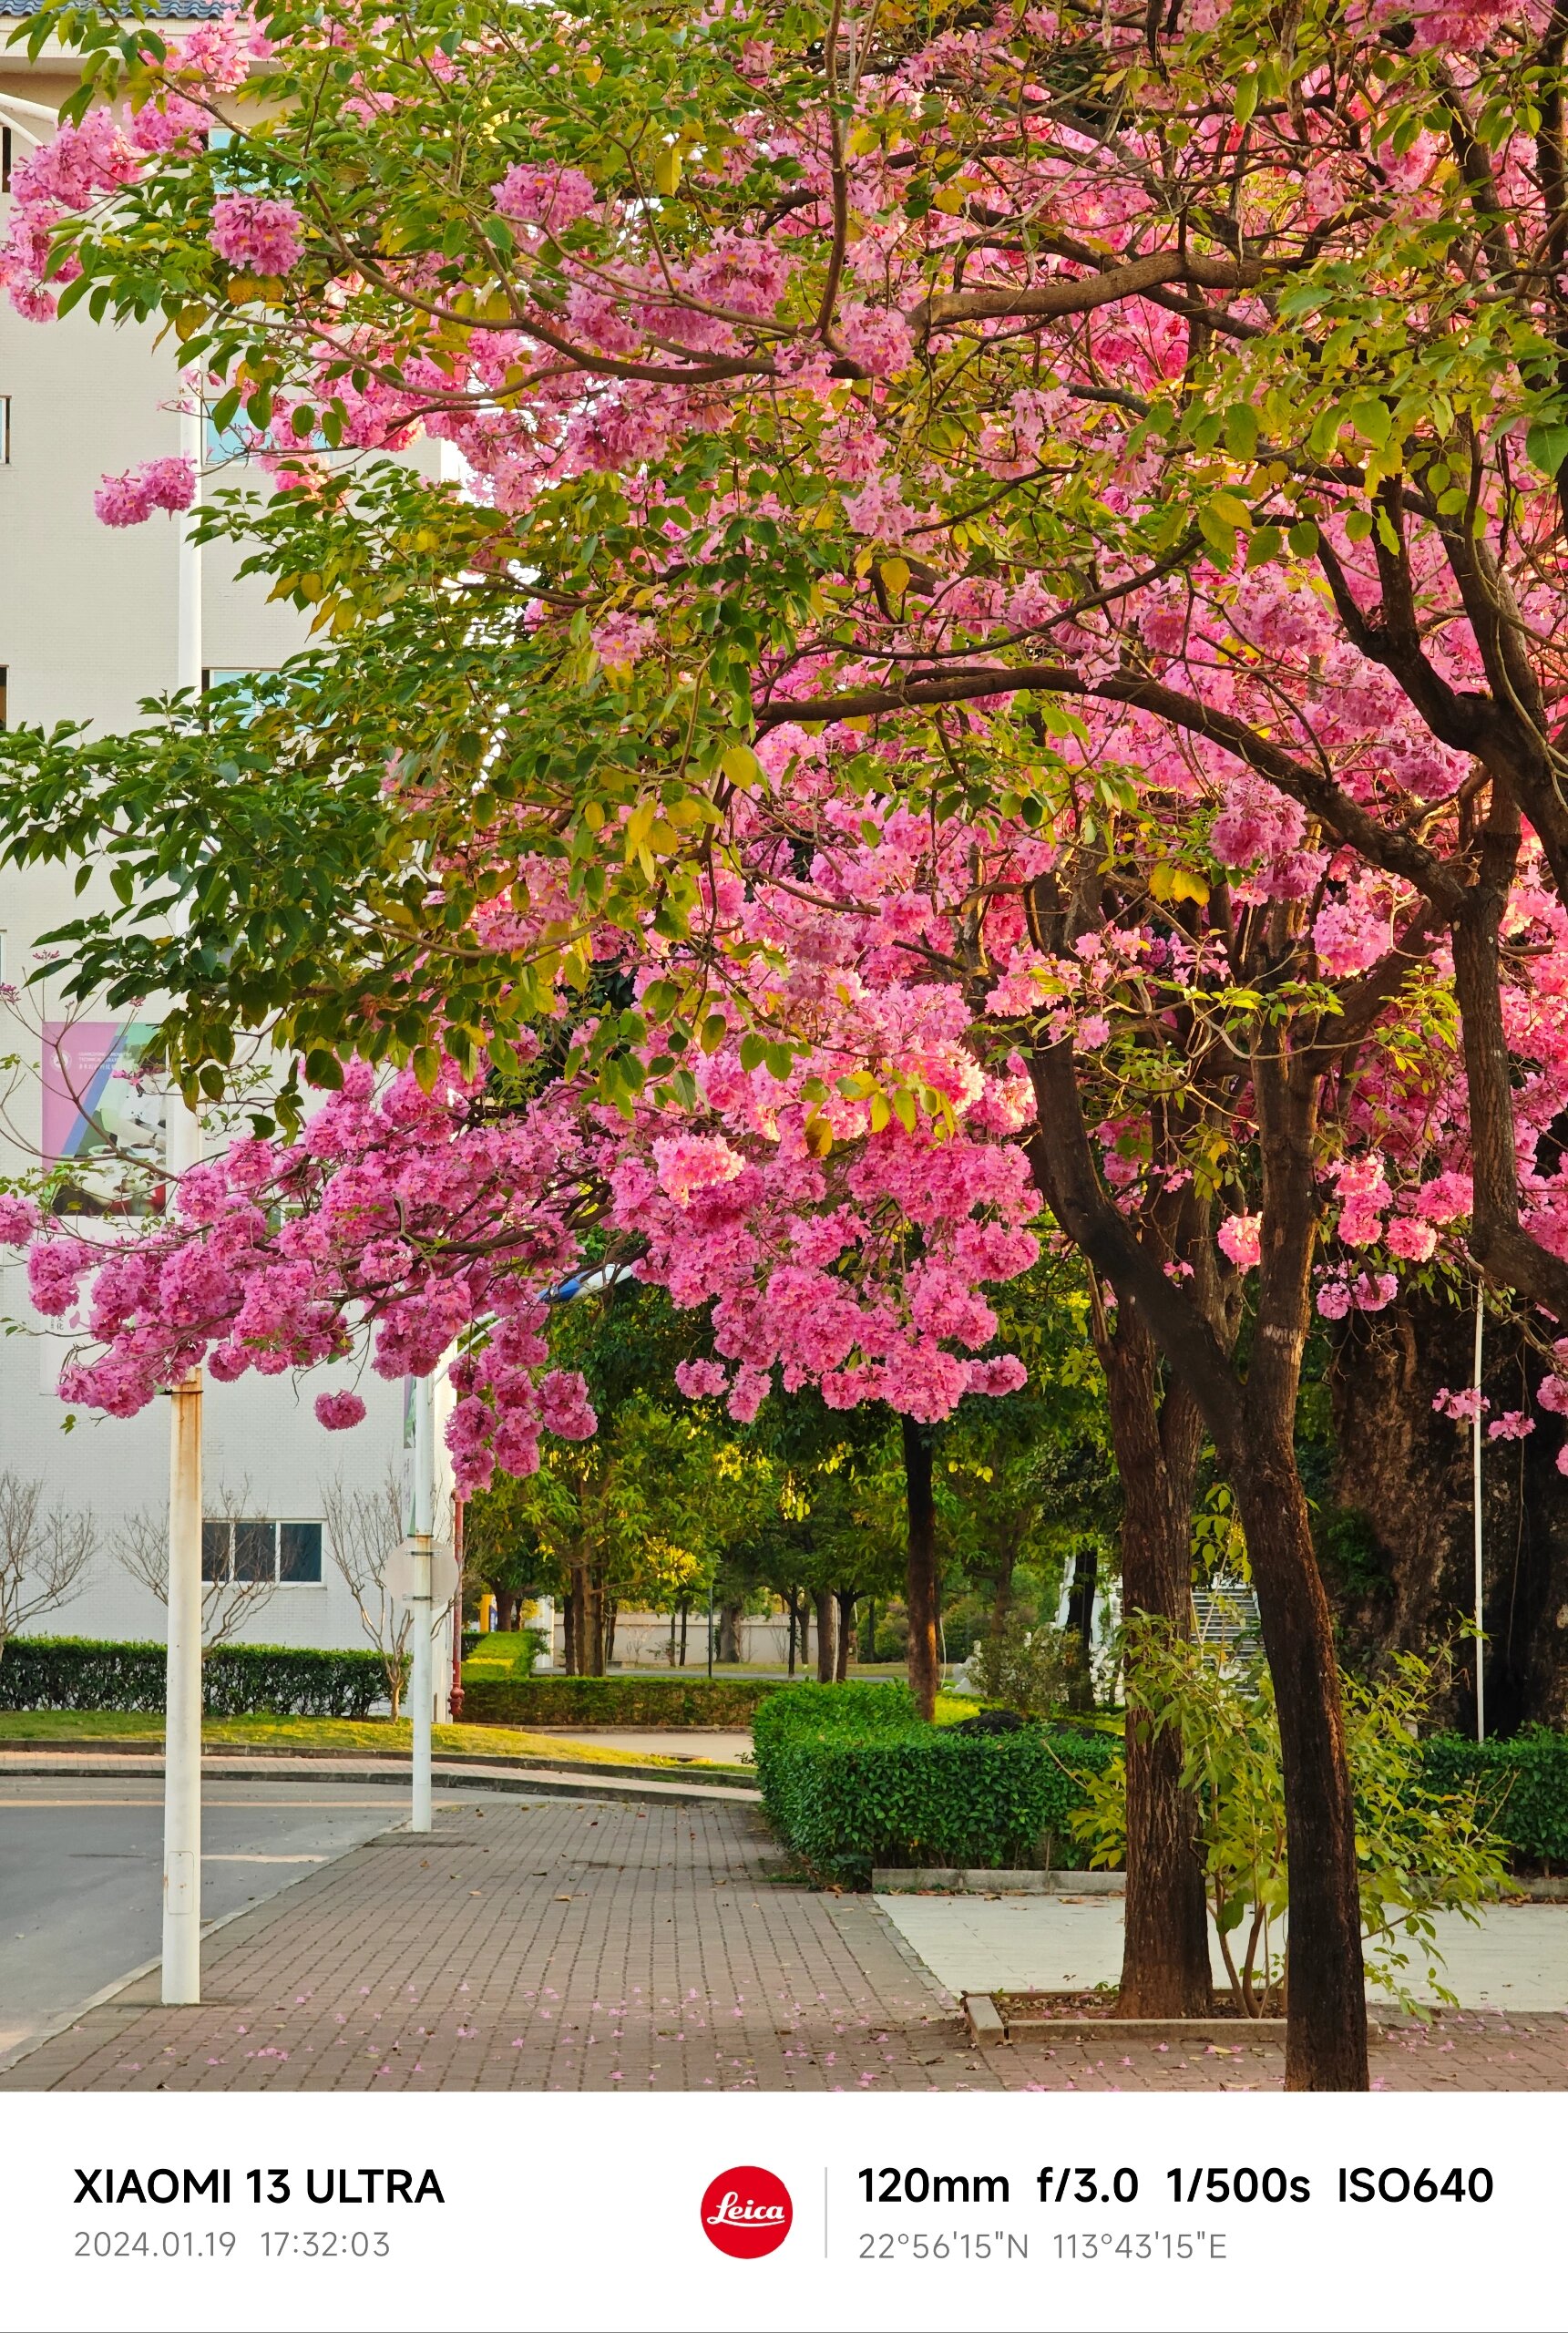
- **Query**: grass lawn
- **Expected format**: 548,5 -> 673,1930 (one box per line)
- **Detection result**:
0,1709 -> 752,1771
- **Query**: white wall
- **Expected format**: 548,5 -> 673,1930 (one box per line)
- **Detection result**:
0,60 -> 418,1655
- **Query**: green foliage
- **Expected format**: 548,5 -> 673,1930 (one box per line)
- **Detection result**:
1419,1730 -> 1568,1866
0,1635 -> 394,1719
967,1616 -> 1090,1718
1072,1628 -> 1508,2017
459,1673 -> 790,1727
752,1680 -> 1114,1885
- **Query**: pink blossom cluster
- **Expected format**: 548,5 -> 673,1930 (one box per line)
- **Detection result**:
209,194 -> 306,277
92,457 -> 197,528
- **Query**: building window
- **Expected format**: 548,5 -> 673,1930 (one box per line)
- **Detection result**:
202,1517 -> 323,1584
1,127 -> 11,195
0,667 -> 6,732
0,397 -> 10,465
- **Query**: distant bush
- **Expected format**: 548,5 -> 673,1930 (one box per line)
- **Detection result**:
1419,1729 -> 1568,1866
460,1673 -> 793,1727
753,1680 -> 1115,1885
0,1636 -> 391,1719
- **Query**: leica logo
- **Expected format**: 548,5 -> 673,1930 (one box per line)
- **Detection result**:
700,2166 -> 793,2257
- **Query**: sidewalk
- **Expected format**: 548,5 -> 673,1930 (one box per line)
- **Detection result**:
5,1794 -> 1563,2092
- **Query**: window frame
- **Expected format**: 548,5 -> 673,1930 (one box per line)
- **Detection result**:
200,1516 -> 324,1586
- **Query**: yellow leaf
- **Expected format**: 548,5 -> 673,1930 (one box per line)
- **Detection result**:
804,1113 -> 834,1157
1170,867 -> 1211,904
867,1091 -> 891,1133
880,556 -> 911,597
720,744 -> 764,787
932,184 -> 965,213
651,145 -> 682,197
225,275 -> 262,304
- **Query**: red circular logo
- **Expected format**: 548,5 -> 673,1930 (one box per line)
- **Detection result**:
700,2165 -> 793,2258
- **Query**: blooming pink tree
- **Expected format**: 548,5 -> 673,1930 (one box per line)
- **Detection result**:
8,0 -> 1568,2086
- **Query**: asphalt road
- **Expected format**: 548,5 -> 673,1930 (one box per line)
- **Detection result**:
0,1776 -> 448,2055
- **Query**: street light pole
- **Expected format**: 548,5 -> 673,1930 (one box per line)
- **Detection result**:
161,377 -> 203,2005
409,1369 -> 436,1832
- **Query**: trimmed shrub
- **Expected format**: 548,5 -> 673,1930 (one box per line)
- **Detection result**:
1419,1729 -> 1568,1865
460,1674 -> 794,1728
0,1636 -> 391,1720
753,1680 -> 1116,1883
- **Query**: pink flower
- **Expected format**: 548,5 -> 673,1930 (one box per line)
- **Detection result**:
314,1390 -> 367,1430
94,456 -> 196,528
835,303 -> 914,379
590,615 -> 656,676
491,164 -> 597,232
1217,1212 -> 1262,1269
209,193 -> 305,276
0,1195 -> 39,1243
674,1358 -> 728,1399
651,1135 -> 746,1207
1488,1411 -> 1534,1441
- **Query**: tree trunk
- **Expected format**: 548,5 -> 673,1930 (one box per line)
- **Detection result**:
1237,1038 -> 1368,2090
785,1591 -> 798,1677
903,1417 -> 941,1721
989,1558 -> 1015,1633
679,1597 -> 690,1669
604,1596 -> 618,1669
564,1570 -> 582,1676
584,1564 -> 606,1676
1232,1435 -> 1368,2089
718,1600 -> 743,1663
813,1588 -> 836,1683
1099,1310 -> 1213,2019
496,1588 -> 519,1633
834,1588 -> 856,1680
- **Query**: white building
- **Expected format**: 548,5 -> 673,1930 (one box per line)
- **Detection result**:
0,26 -> 455,1682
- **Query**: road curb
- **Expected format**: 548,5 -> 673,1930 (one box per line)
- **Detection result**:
0,1752 -> 762,1809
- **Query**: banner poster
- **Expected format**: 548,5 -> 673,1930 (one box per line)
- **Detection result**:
40,1019 -> 167,1212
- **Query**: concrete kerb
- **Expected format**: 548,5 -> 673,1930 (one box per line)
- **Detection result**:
875,1867 -> 1125,1895
0,1751 -> 762,1809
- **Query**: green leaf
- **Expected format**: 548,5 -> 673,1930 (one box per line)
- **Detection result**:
1222,403 -> 1259,460
1526,421 -> 1568,481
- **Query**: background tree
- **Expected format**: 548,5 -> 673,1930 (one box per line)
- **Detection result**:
112,1481 -> 273,1653
320,1467 -> 411,1717
0,1470 -> 95,1665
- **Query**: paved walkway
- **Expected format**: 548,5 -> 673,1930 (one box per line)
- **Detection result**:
5,1796 -> 1563,2092
878,1892 -> 1568,2011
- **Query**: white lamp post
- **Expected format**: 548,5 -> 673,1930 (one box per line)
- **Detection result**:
409,1369 -> 436,1832
161,376 -> 204,2004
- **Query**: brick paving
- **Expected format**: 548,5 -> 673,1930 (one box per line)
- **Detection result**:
5,1793 -> 1564,2092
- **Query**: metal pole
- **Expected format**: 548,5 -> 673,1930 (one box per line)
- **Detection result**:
410,1370 -> 435,1831
161,378 -> 204,2007
706,1568 -> 715,1680
1473,1285 -> 1485,1745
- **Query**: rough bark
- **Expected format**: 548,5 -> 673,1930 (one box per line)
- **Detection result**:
1099,1310 -> 1213,2018
1025,1000 -> 1369,2088
1232,1435 -> 1368,2085
1329,1288 -> 1568,1731
835,1588 -> 856,1680
903,1417 -> 942,1721
718,1600 -> 743,1664
813,1588 -> 836,1684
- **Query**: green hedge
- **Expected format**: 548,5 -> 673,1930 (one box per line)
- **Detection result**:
1420,1729 -> 1568,1865
0,1636 -> 391,1720
459,1674 -> 794,1728
753,1681 -> 1116,1884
